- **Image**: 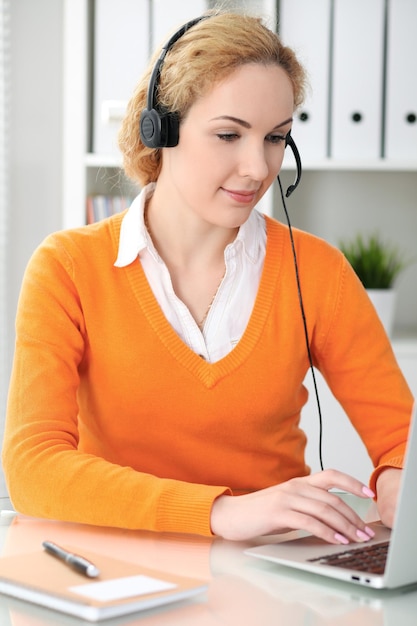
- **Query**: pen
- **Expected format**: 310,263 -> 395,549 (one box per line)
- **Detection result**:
42,541 -> 100,578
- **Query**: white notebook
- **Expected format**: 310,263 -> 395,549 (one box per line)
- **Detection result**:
0,547 -> 207,622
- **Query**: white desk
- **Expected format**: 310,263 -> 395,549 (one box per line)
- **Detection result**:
1,495 -> 416,625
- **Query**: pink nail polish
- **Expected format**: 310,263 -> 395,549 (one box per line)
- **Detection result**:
356,529 -> 371,541
362,485 -> 375,498
334,533 -> 350,545
365,526 -> 376,538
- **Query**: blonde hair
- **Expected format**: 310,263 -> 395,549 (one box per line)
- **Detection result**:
118,11 -> 306,187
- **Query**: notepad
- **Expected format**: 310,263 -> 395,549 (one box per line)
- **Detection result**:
69,574 -> 177,602
0,547 -> 208,622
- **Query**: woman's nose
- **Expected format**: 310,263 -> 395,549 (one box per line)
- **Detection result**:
238,143 -> 269,181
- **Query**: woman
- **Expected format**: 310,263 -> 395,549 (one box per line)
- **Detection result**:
3,11 -> 413,544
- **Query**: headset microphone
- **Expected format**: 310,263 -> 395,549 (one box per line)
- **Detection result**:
284,131 -> 302,197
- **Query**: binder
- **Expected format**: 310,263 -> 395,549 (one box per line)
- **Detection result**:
279,0 -> 332,161
93,1 -> 207,156
330,0 -> 385,159
385,0 -> 417,159
92,0 -> 150,155
151,0 -> 207,49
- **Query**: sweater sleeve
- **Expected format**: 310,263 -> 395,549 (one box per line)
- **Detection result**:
310,248 -> 414,494
2,234 -> 230,535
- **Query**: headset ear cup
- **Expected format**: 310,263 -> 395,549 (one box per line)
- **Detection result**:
164,112 -> 180,147
140,108 -> 180,149
140,108 -> 163,148
140,16 -> 208,149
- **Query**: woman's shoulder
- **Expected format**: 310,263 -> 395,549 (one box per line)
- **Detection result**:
24,213 -> 126,284
38,212 -> 125,259
264,215 -> 346,267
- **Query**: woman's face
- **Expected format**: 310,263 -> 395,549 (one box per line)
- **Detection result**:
159,62 -> 294,229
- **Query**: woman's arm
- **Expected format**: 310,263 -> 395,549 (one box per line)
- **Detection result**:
375,467 -> 403,528
2,232 -> 229,535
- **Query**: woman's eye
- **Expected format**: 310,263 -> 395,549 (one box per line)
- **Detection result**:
215,132 -> 286,144
217,133 -> 239,142
266,134 -> 286,144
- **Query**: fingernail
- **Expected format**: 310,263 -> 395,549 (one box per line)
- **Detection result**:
334,533 -> 350,545
362,486 -> 375,498
365,526 -> 376,538
356,529 -> 372,541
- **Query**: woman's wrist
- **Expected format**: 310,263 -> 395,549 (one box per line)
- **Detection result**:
210,494 -> 230,537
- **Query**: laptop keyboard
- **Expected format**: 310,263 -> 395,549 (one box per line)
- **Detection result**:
308,540 -> 389,575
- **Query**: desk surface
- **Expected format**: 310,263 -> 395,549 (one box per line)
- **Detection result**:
1,495 -> 417,625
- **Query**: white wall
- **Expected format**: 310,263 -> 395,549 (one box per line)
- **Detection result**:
9,0 -> 63,320
1,0 -> 64,496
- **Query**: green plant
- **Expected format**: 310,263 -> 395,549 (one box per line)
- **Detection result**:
339,233 -> 408,289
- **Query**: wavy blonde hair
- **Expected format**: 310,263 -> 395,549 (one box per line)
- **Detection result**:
118,11 -> 306,187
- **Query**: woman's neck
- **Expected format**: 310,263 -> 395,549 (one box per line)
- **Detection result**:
145,187 -> 238,270
144,187 -> 239,328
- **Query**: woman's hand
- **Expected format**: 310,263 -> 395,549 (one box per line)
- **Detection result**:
375,467 -> 402,528
210,469 -> 376,544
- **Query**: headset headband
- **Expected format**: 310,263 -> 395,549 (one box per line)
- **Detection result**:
140,15 -> 209,149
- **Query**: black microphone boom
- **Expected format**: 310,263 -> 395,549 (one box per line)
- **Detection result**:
284,132 -> 302,197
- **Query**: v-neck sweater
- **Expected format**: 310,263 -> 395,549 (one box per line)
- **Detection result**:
3,212 -> 413,535
114,184 -> 267,362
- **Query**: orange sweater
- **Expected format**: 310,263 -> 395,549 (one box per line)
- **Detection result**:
3,214 -> 413,535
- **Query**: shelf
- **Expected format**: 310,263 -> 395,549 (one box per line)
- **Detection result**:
285,159 -> 417,172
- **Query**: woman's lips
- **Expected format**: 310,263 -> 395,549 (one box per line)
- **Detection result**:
222,188 -> 258,204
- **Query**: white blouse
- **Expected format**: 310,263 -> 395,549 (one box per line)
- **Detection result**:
115,184 -> 267,363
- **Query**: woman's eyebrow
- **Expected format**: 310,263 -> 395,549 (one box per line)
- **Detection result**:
210,115 -> 293,130
272,117 -> 293,130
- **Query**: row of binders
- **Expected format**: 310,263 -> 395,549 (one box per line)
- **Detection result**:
280,0 -> 417,161
92,0 -> 416,163
86,195 -> 134,224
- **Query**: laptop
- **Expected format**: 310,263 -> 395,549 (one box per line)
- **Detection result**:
245,404 -> 417,589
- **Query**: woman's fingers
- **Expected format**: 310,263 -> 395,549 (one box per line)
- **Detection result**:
306,468 -> 375,499
277,470 -> 376,544
275,484 -> 375,545
210,469 -> 376,542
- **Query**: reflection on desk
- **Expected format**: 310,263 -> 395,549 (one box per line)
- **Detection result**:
1,496 -> 417,626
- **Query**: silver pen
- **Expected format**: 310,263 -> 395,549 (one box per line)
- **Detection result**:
42,541 -> 100,578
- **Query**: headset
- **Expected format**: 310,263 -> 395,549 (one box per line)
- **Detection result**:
284,133 -> 302,197
140,16 -> 323,469
139,15 -> 302,198
140,16 -> 208,150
